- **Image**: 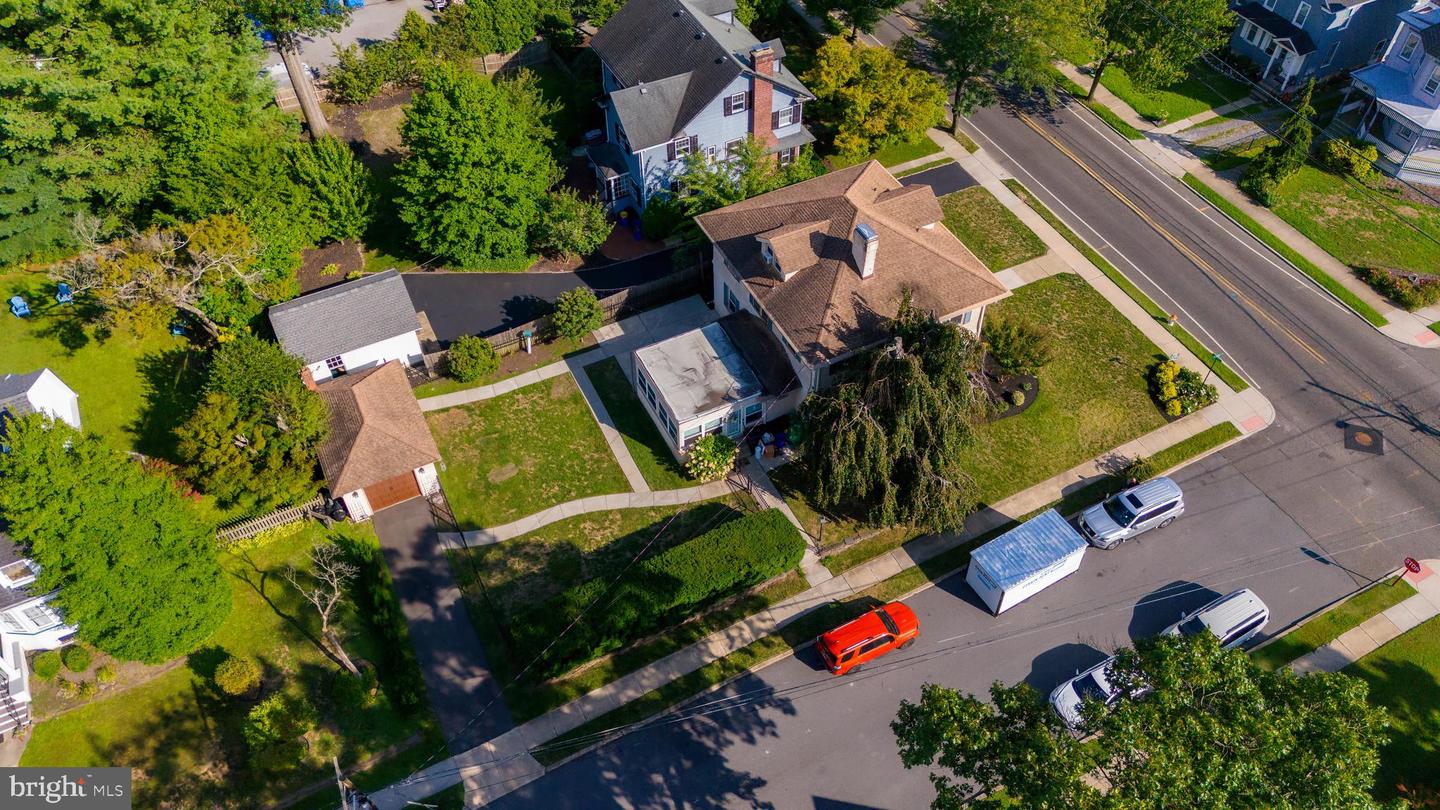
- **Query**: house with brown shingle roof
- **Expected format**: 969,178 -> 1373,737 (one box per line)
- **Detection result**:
631,161 -> 1009,459
314,361 -> 441,520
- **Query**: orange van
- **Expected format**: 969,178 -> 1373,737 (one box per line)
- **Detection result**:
816,602 -> 920,675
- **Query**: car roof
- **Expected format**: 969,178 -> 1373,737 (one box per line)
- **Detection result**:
1123,476 -> 1182,508
819,603 -> 917,651
1187,588 -> 1269,634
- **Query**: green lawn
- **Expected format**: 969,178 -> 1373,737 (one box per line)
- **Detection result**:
1182,103 -> 1269,133
940,187 -> 1048,272
962,273 -> 1166,504
411,341 -> 599,399
427,374 -> 630,529
897,157 -> 955,177
22,522 -> 431,808
0,271 -> 207,459
1003,178 -> 1248,392
1182,173 -> 1389,327
449,496 -> 811,721
832,135 -> 946,170
1347,614 -> 1440,800
1267,165 -> 1440,276
1096,62 -> 1252,125
1251,577 -> 1416,671
583,357 -> 692,490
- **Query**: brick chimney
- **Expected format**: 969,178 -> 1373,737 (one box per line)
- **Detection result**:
300,366 -> 318,391
750,44 -> 779,149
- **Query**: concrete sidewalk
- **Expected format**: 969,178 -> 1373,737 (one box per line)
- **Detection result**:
1051,61 -> 1440,349
1290,559 -> 1440,675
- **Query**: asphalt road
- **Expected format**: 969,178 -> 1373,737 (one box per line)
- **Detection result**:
485,90 -> 1440,808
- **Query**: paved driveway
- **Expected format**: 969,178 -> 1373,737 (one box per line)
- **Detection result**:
262,0 -> 435,71
372,497 -> 513,753
899,162 -> 976,196
403,248 -> 679,344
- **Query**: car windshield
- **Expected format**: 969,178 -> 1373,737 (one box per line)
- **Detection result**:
1073,672 -> 1110,704
1178,617 -> 1210,637
1102,495 -> 1137,527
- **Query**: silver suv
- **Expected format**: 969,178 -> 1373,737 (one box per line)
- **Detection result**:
1078,477 -> 1184,550
1163,588 -> 1270,650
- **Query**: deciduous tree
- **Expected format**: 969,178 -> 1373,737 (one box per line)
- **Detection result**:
803,38 -> 946,158
806,0 -> 904,38
284,543 -> 362,676
289,137 -> 377,242
532,189 -> 610,260
0,416 -> 231,664
893,633 -> 1394,809
1079,0 -> 1231,101
552,287 -> 604,341
678,138 -> 823,215
395,65 -> 560,266
238,0 -> 350,134
920,0 -> 1063,131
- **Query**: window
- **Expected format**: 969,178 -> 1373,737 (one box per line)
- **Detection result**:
724,91 -> 748,115
1291,2 -> 1309,28
858,636 -> 893,654
22,605 -> 53,628
1401,32 -> 1421,61
958,310 -> 974,325
1262,0 -> 1274,9
774,103 -> 801,128
1371,38 -> 1389,62
777,146 -> 797,166
723,284 -> 740,312
1223,616 -> 1266,647
1397,123 -> 1417,141
673,135 -> 693,158
725,138 -> 745,159
325,355 -> 346,376
616,122 -> 632,154
703,417 -> 724,434
1322,41 -> 1340,68
667,420 -> 678,441
1240,22 -> 1257,44
683,424 -> 702,441
747,293 -> 759,311
744,402 -> 763,424
1426,66 -> 1440,95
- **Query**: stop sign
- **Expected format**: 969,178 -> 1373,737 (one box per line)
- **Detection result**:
1405,557 -> 1422,574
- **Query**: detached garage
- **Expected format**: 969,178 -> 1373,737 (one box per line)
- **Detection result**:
966,509 -> 1088,615
315,361 -> 442,521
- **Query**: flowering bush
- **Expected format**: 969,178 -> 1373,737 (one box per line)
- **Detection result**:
1149,360 -> 1216,417
686,434 -> 737,481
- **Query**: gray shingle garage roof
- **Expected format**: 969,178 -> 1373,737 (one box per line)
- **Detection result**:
268,270 -> 420,364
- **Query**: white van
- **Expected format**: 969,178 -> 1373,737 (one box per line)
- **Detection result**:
1162,588 -> 1270,650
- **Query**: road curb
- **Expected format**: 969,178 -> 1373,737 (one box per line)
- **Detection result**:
1249,566 -> 1406,658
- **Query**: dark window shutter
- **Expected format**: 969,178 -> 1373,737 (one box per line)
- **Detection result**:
723,95 -> 733,116
794,102 -> 802,125
746,91 -> 753,110
689,135 -> 699,153
772,110 -> 780,129
667,139 -> 677,161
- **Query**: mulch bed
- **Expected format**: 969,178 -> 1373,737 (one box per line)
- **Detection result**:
296,240 -> 364,293
981,354 -> 1040,420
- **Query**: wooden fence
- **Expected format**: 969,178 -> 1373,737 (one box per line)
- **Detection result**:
472,39 -> 552,76
217,497 -> 325,546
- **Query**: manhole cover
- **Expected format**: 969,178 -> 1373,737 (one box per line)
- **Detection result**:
1343,424 -> 1385,455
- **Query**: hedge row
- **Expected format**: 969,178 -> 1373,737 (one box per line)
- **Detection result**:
511,509 -> 805,679
340,538 -> 427,710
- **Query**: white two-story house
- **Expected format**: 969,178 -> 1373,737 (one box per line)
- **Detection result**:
1348,1 -> 1440,183
629,161 -> 1011,459
586,0 -> 816,213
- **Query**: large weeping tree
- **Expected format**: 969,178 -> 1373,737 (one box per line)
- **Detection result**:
797,300 -> 988,532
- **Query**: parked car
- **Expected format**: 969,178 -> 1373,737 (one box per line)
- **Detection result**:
1162,588 -> 1270,650
1078,477 -> 1185,549
816,602 -> 919,676
1050,654 -> 1154,730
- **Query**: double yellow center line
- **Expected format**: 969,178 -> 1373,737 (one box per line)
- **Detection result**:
1016,111 -> 1328,366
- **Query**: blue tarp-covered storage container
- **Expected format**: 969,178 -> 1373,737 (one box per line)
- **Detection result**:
966,509 -> 1088,615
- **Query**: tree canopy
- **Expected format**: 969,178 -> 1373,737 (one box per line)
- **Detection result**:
805,0 -> 904,38
395,64 -> 560,266
0,415 -> 231,664
892,632 -> 1394,809
803,38 -> 946,158
0,0 -> 286,265
920,0 -> 1062,129
237,0 -> 348,52
678,137 -> 823,215
1078,0 -> 1231,100
1241,79 -> 1316,205
797,302 -> 987,532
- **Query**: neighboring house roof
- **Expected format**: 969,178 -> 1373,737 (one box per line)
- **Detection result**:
315,362 -> 441,495
0,369 -> 76,440
715,311 -> 798,396
0,371 -> 45,406
694,161 -> 1010,364
970,510 -> 1087,590
1353,61 -> 1440,131
1233,2 -> 1317,55
592,0 -> 813,150
268,269 -> 421,364
0,529 -> 40,612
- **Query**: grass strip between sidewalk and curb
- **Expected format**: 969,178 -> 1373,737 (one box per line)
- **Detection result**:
1057,77 -> 1146,141
1180,173 -> 1390,328
1003,179 -> 1249,393
1250,574 -> 1416,672
528,420 -> 1245,770
896,157 -> 956,177
1430,321 -> 1440,337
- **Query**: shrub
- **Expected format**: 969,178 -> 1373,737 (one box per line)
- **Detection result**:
244,693 -> 318,768
1122,455 -> 1157,483
533,189 -> 609,260
337,537 -> 427,710
1316,138 -> 1378,182
686,434 -> 737,481
61,645 -> 93,673
1148,360 -> 1216,417
31,651 -> 61,680
95,665 -> 117,683
552,287 -> 604,342
223,520 -> 305,553
77,680 -> 97,698
1238,168 -> 1278,206
215,655 -> 263,697
511,509 -> 805,678
1358,266 -> 1440,311
326,44 -> 390,104
1007,389 -> 1026,408
445,334 -> 501,383
640,195 -> 689,241
57,679 -> 79,698
984,315 -> 1055,375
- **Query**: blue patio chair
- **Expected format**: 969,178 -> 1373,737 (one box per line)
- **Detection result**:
9,296 -> 30,318
169,319 -> 189,337
55,282 -> 73,305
